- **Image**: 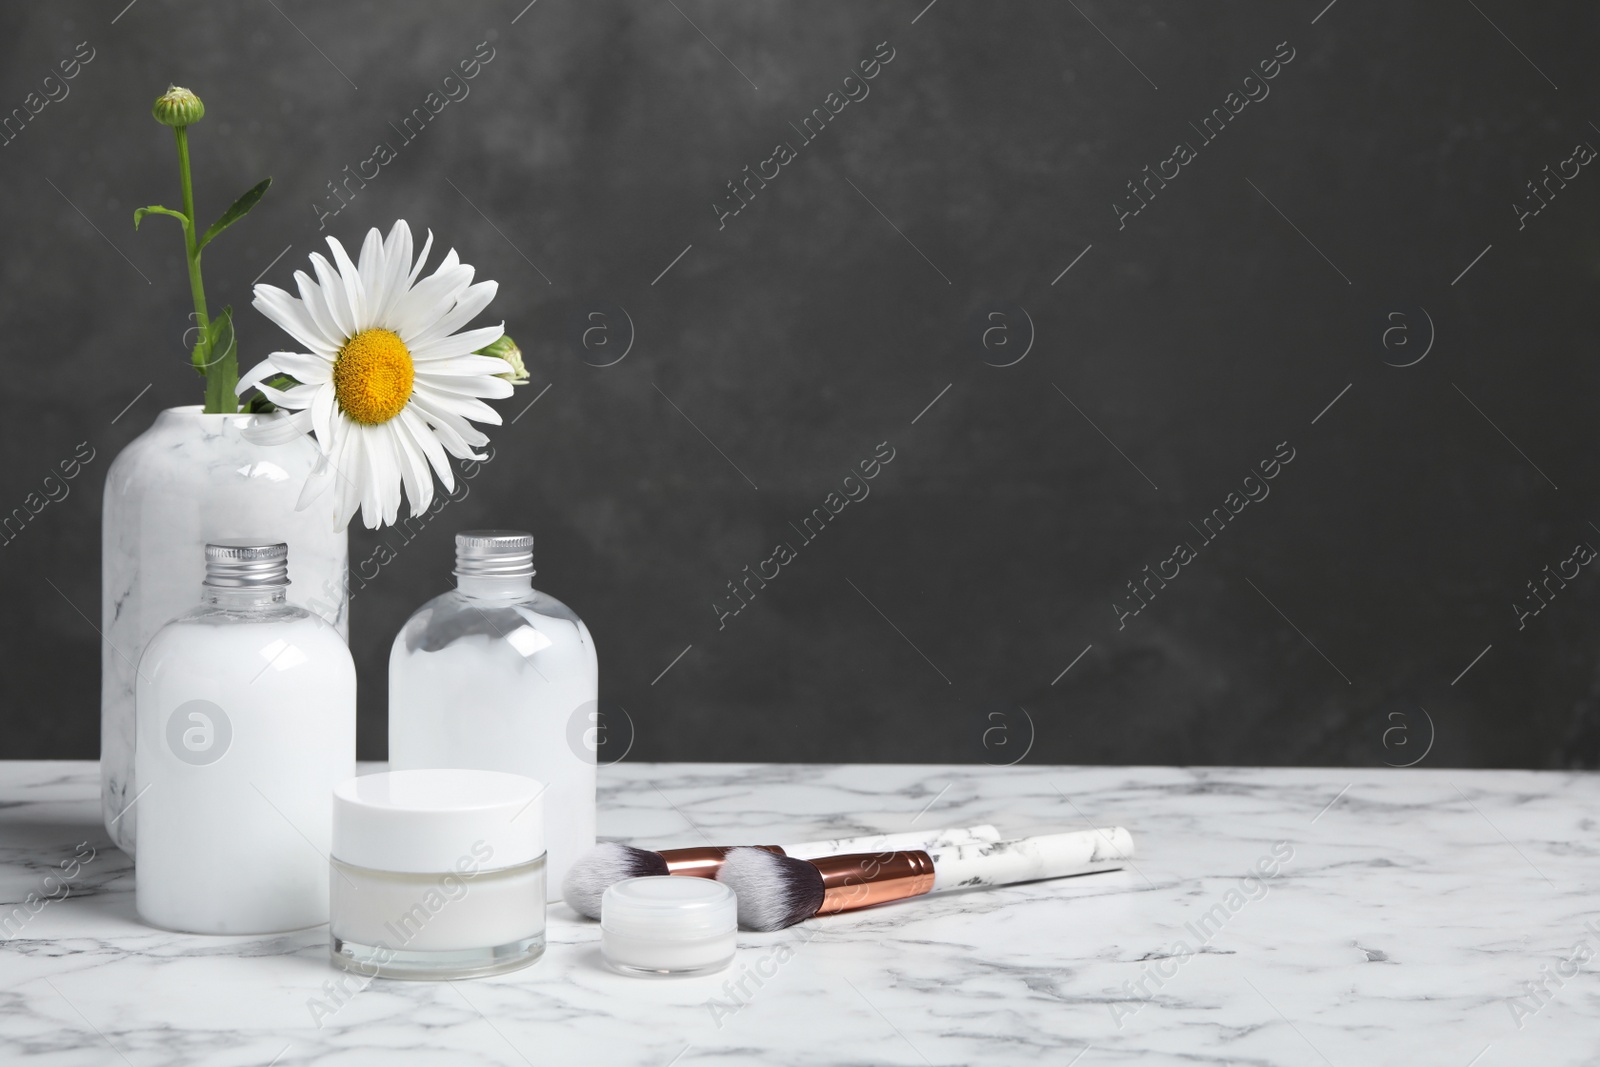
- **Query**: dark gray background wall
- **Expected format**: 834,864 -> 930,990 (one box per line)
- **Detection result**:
3,1 -> 1597,769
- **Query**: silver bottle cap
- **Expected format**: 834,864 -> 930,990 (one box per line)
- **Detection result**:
455,530 -> 535,578
204,542 -> 290,588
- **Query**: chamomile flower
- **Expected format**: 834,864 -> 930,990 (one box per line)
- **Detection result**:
238,220 -> 511,529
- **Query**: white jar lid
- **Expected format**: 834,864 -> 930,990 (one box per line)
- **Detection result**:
332,769 -> 544,874
602,876 -> 737,940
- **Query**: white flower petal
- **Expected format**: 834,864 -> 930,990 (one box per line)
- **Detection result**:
407,228 -> 436,288
338,426 -> 373,529
408,280 -> 499,347
412,382 -> 502,425
356,226 -> 387,323
413,353 -> 516,377
237,355 -> 282,394
263,350 -> 333,385
361,428 -> 395,530
392,261 -> 472,340
241,409 -> 313,445
310,383 -> 338,453
326,235 -> 368,330
296,444 -> 337,513
382,431 -> 405,527
295,269 -> 348,352
374,221 -> 414,323
252,284 -> 340,356
347,425 -> 376,529
310,252 -> 358,340
390,419 -> 433,518
415,372 -> 515,401
332,427 -> 365,528
398,406 -> 455,493
408,393 -> 489,457
252,380 -> 320,408
409,324 -> 507,361
365,426 -> 402,527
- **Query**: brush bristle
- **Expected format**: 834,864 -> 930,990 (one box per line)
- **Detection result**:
715,847 -> 826,931
561,843 -> 670,919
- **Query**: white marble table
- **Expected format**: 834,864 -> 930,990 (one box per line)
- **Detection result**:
1,761 -> 1596,1066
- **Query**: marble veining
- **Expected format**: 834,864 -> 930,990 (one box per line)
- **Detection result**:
2,761 -> 1597,1065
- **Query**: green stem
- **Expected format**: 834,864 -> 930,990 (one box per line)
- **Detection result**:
174,126 -> 209,336
174,126 -> 238,413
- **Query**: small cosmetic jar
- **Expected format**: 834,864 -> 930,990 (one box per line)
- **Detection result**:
601,876 -> 737,977
329,769 -> 546,980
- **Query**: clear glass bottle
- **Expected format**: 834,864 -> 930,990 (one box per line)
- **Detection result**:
134,542 -> 355,934
388,531 -> 598,889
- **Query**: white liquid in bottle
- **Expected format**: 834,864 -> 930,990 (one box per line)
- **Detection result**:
134,542 -> 355,934
389,531 -> 598,888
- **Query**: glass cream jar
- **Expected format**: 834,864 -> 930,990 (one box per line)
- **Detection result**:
602,876 -> 737,977
330,769 -> 546,980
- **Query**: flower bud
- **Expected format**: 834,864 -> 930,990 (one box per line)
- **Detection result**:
152,86 -> 205,128
478,334 -> 529,385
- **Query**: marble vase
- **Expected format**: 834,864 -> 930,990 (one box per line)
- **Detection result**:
100,406 -> 349,854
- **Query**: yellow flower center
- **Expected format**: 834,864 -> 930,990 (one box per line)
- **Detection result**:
333,328 -> 413,425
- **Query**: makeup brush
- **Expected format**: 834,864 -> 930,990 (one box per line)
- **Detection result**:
561,824 -> 1002,920
716,827 -> 1135,931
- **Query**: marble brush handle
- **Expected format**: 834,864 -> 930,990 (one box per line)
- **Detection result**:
786,824 -> 1001,860
928,827 -> 1133,891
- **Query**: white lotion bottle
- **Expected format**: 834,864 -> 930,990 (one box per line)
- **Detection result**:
389,531 -> 598,888
134,542 -> 355,934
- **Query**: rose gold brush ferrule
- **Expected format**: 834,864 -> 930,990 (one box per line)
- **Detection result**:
658,844 -> 786,879
812,850 -> 936,915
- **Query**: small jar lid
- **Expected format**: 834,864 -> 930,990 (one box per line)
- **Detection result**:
602,876 -> 737,941
332,769 -> 544,874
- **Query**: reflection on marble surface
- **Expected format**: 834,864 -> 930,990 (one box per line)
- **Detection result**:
2,761 -> 1597,1065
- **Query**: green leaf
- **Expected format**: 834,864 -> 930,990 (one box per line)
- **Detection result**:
133,204 -> 189,232
207,306 -> 235,347
201,306 -> 239,414
189,330 -> 209,377
197,177 -> 271,252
